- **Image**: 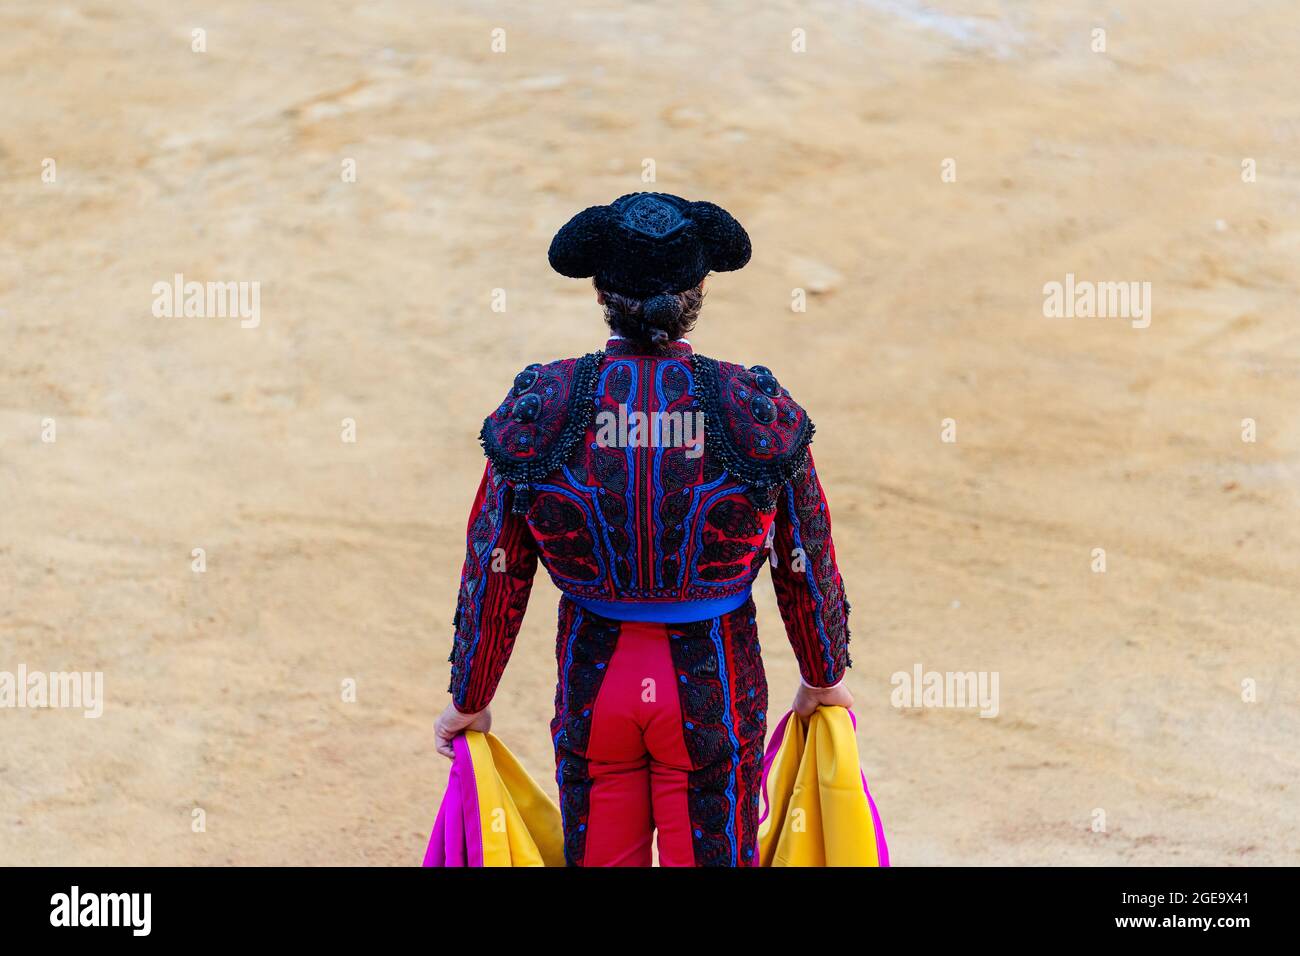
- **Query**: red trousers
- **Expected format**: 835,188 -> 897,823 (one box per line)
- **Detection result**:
551,598 -> 768,867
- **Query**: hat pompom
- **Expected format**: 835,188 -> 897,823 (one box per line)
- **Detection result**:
690,201 -> 752,272
548,205 -> 617,278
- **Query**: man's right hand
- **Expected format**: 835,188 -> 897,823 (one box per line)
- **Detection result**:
793,680 -> 853,717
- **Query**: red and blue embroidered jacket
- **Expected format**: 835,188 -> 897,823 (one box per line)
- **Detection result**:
448,338 -> 851,713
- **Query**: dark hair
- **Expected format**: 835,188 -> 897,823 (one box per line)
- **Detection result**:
596,279 -> 705,350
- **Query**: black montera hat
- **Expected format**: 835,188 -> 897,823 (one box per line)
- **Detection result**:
548,192 -> 751,298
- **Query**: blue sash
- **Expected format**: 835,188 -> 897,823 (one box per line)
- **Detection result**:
565,588 -> 751,624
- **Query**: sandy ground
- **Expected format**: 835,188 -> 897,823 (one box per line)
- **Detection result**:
2,0 -> 1298,866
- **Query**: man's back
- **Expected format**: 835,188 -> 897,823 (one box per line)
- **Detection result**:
479,337 -> 816,617
455,333 -> 849,717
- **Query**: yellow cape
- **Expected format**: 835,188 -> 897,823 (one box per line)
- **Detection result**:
423,730 -> 565,867
757,707 -> 889,867
466,731 -> 566,867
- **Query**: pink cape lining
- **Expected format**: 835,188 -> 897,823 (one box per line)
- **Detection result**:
422,733 -> 484,867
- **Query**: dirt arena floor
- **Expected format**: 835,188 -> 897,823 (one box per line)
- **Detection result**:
2,1 -> 1297,865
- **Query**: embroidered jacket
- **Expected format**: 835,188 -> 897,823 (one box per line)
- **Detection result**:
448,338 -> 851,713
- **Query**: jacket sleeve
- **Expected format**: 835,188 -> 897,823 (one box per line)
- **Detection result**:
768,450 -> 852,687
447,461 -> 540,713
